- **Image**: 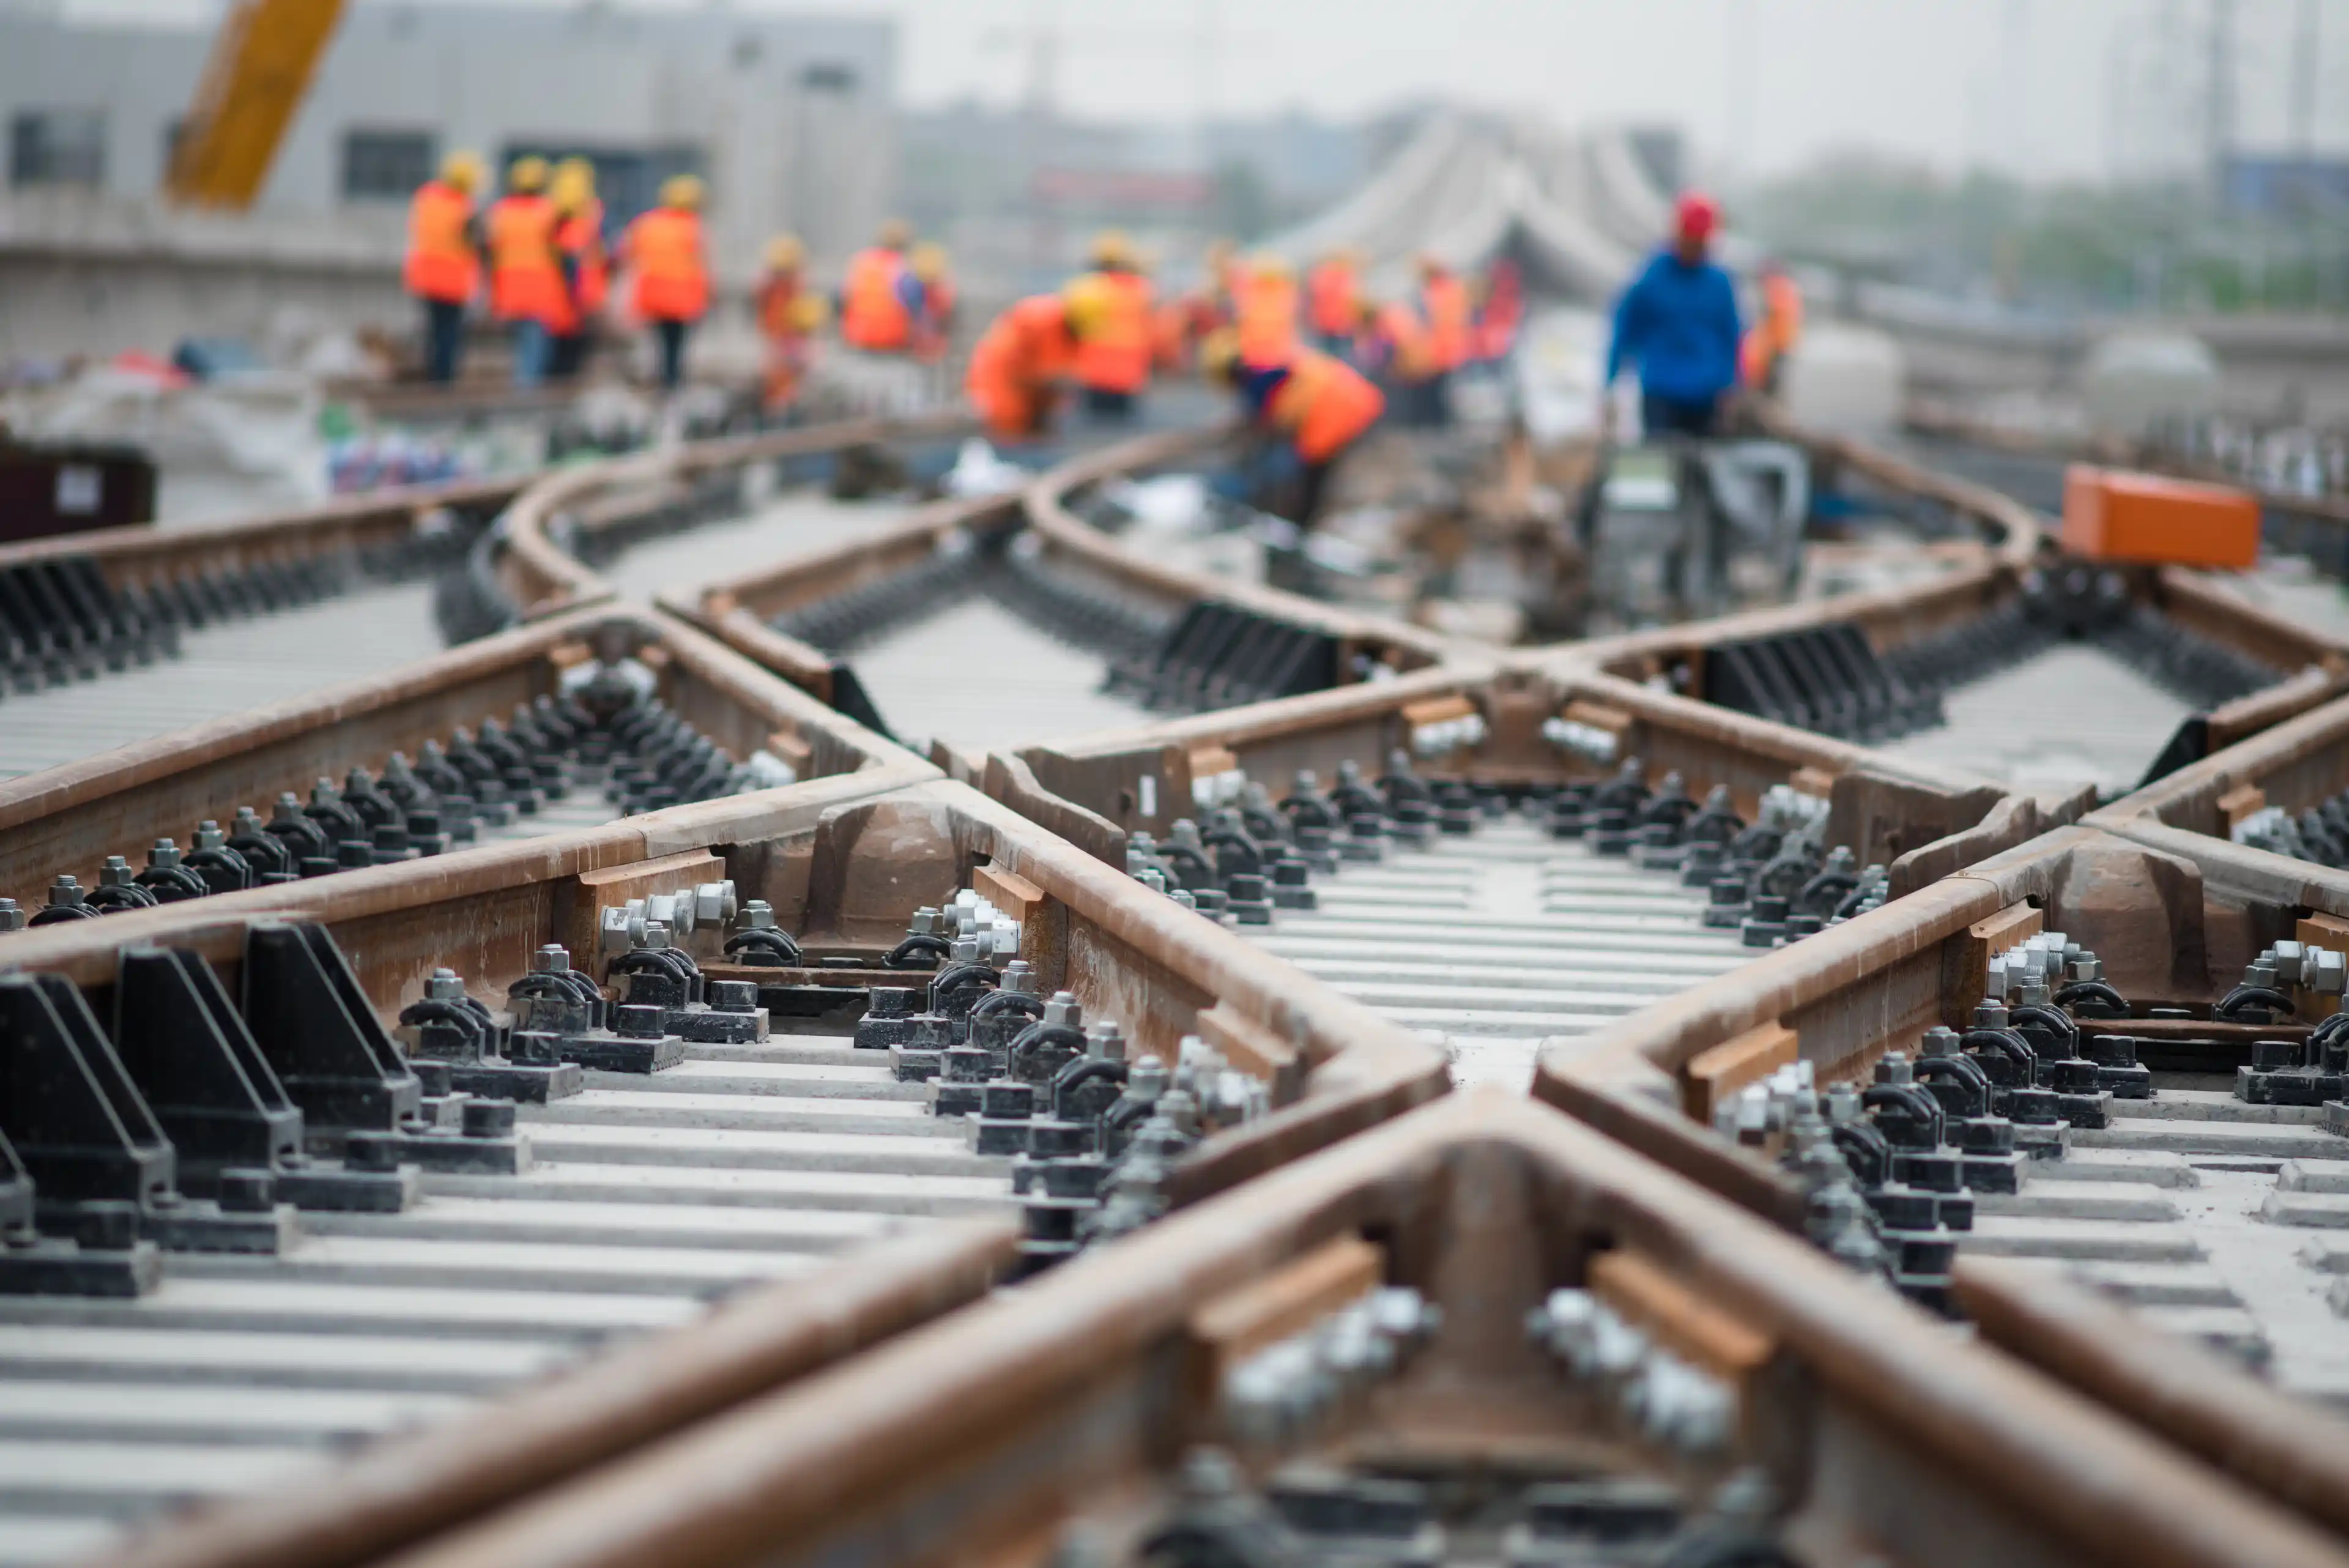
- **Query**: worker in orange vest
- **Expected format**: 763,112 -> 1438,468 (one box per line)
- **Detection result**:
1359,295 -> 1438,424
1471,259 -> 1524,366
840,219 -> 920,354
755,234 -> 826,417
966,294 -> 1078,444
487,155 -> 570,388
623,174 -> 710,391
1742,259 -> 1804,396
1203,330 -> 1385,527
548,158 -> 606,382
1414,253 -> 1472,426
1234,252 -> 1300,369
1305,249 -> 1361,354
908,242 -> 957,363
403,150 -> 483,384
1065,231 -> 1155,420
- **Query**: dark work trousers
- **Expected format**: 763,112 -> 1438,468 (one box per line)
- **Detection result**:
655,319 -> 689,390
1083,387 -> 1135,420
1640,392 -> 1721,439
422,299 -> 465,384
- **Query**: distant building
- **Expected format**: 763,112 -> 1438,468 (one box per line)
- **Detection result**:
0,0 -> 899,266
2222,154 -> 2349,217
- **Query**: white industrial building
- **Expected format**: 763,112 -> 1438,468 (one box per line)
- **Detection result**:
0,0 -> 900,358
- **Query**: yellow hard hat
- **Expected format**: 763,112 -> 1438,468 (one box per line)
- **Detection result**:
910,242 -> 949,282
549,161 -> 593,214
764,234 -> 806,270
1249,251 -> 1296,281
1197,327 -> 1241,384
877,218 -> 914,249
439,150 -> 484,193
507,155 -> 549,194
661,174 -> 704,210
1090,229 -> 1135,268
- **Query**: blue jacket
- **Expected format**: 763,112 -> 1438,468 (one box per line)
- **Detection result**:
1604,249 -> 1742,407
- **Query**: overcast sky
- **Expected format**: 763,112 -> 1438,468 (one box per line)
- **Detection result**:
67,0 -> 2349,182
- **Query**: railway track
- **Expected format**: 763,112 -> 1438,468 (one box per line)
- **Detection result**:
6,389 -> 2349,1565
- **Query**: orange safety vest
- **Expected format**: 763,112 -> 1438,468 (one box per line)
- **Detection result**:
1235,270 -> 1300,368
841,247 -> 911,351
1374,301 -> 1433,382
404,180 -> 478,305
1419,272 -> 1471,371
1072,269 -> 1154,394
968,295 -> 1074,440
1269,350 -> 1385,465
626,207 -> 708,324
556,198 -> 607,318
1305,261 -> 1358,336
1742,271 -> 1805,388
488,193 -> 569,327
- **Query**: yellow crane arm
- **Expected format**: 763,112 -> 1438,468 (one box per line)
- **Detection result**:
163,0 -> 347,209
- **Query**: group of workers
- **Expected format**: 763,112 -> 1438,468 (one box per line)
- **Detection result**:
965,231 -> 1523,526
406,152 -> 710,390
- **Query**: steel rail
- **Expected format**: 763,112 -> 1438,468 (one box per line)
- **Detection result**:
355,1092 -> 2349,1568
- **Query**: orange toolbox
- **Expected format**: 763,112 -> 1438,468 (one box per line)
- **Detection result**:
2061,464 -> 2261,570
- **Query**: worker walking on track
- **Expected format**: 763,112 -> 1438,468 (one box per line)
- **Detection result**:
548,158 -> 606,382
755,235 -> 825,417
1603,191 -> 1743,439
1234,252 -> 1301,370
404,151 -> 483,385
623,175 -> 710,392
1306,250 -> 1361,355
966,294 -> 1078,445
1203,330 -> 1386,529
840,219 -> 921,354
1742,258 -> 1803,398
908,242 -> 957,364
1065,231 -> 1156,420
487,155 -> 568,388
1414,253 -> 1472,426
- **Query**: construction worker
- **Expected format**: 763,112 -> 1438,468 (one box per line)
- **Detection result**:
1414,254 -> 1472,425
623,174 -> 710,392
1203,330 -> 1385,528
1157,239 -> 1239,372
548,158 -> 606,382
1234,252 -> 1300,370
840,218 -> 918,354
1471,259 -> 1524,366
755,234 -> 826,416
965,294 -> 1078,444
403,150 -> 483,384
1603,191 -> 1742,439
1065,231 -> 1155,419
1360,295 -> 1438,426
1305,249 -> 1361,355
1742,259 -> 1803,397
487,155 -> 568,388
908,242 -> 957,363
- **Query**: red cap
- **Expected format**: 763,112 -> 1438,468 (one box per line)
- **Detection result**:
1674,190 -> 1720,243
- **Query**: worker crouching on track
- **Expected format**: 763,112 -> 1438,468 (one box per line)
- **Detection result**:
1066,231 -> 1156,421
549,158 -> 607,382
624,176 -> 710,392
756,236 -> 826,417
488,155 -> 569,388
1603,190 -> 1742,439
1204,330 -> 1385,529
967,295 -> 1078,446
404,151 -> 483,384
